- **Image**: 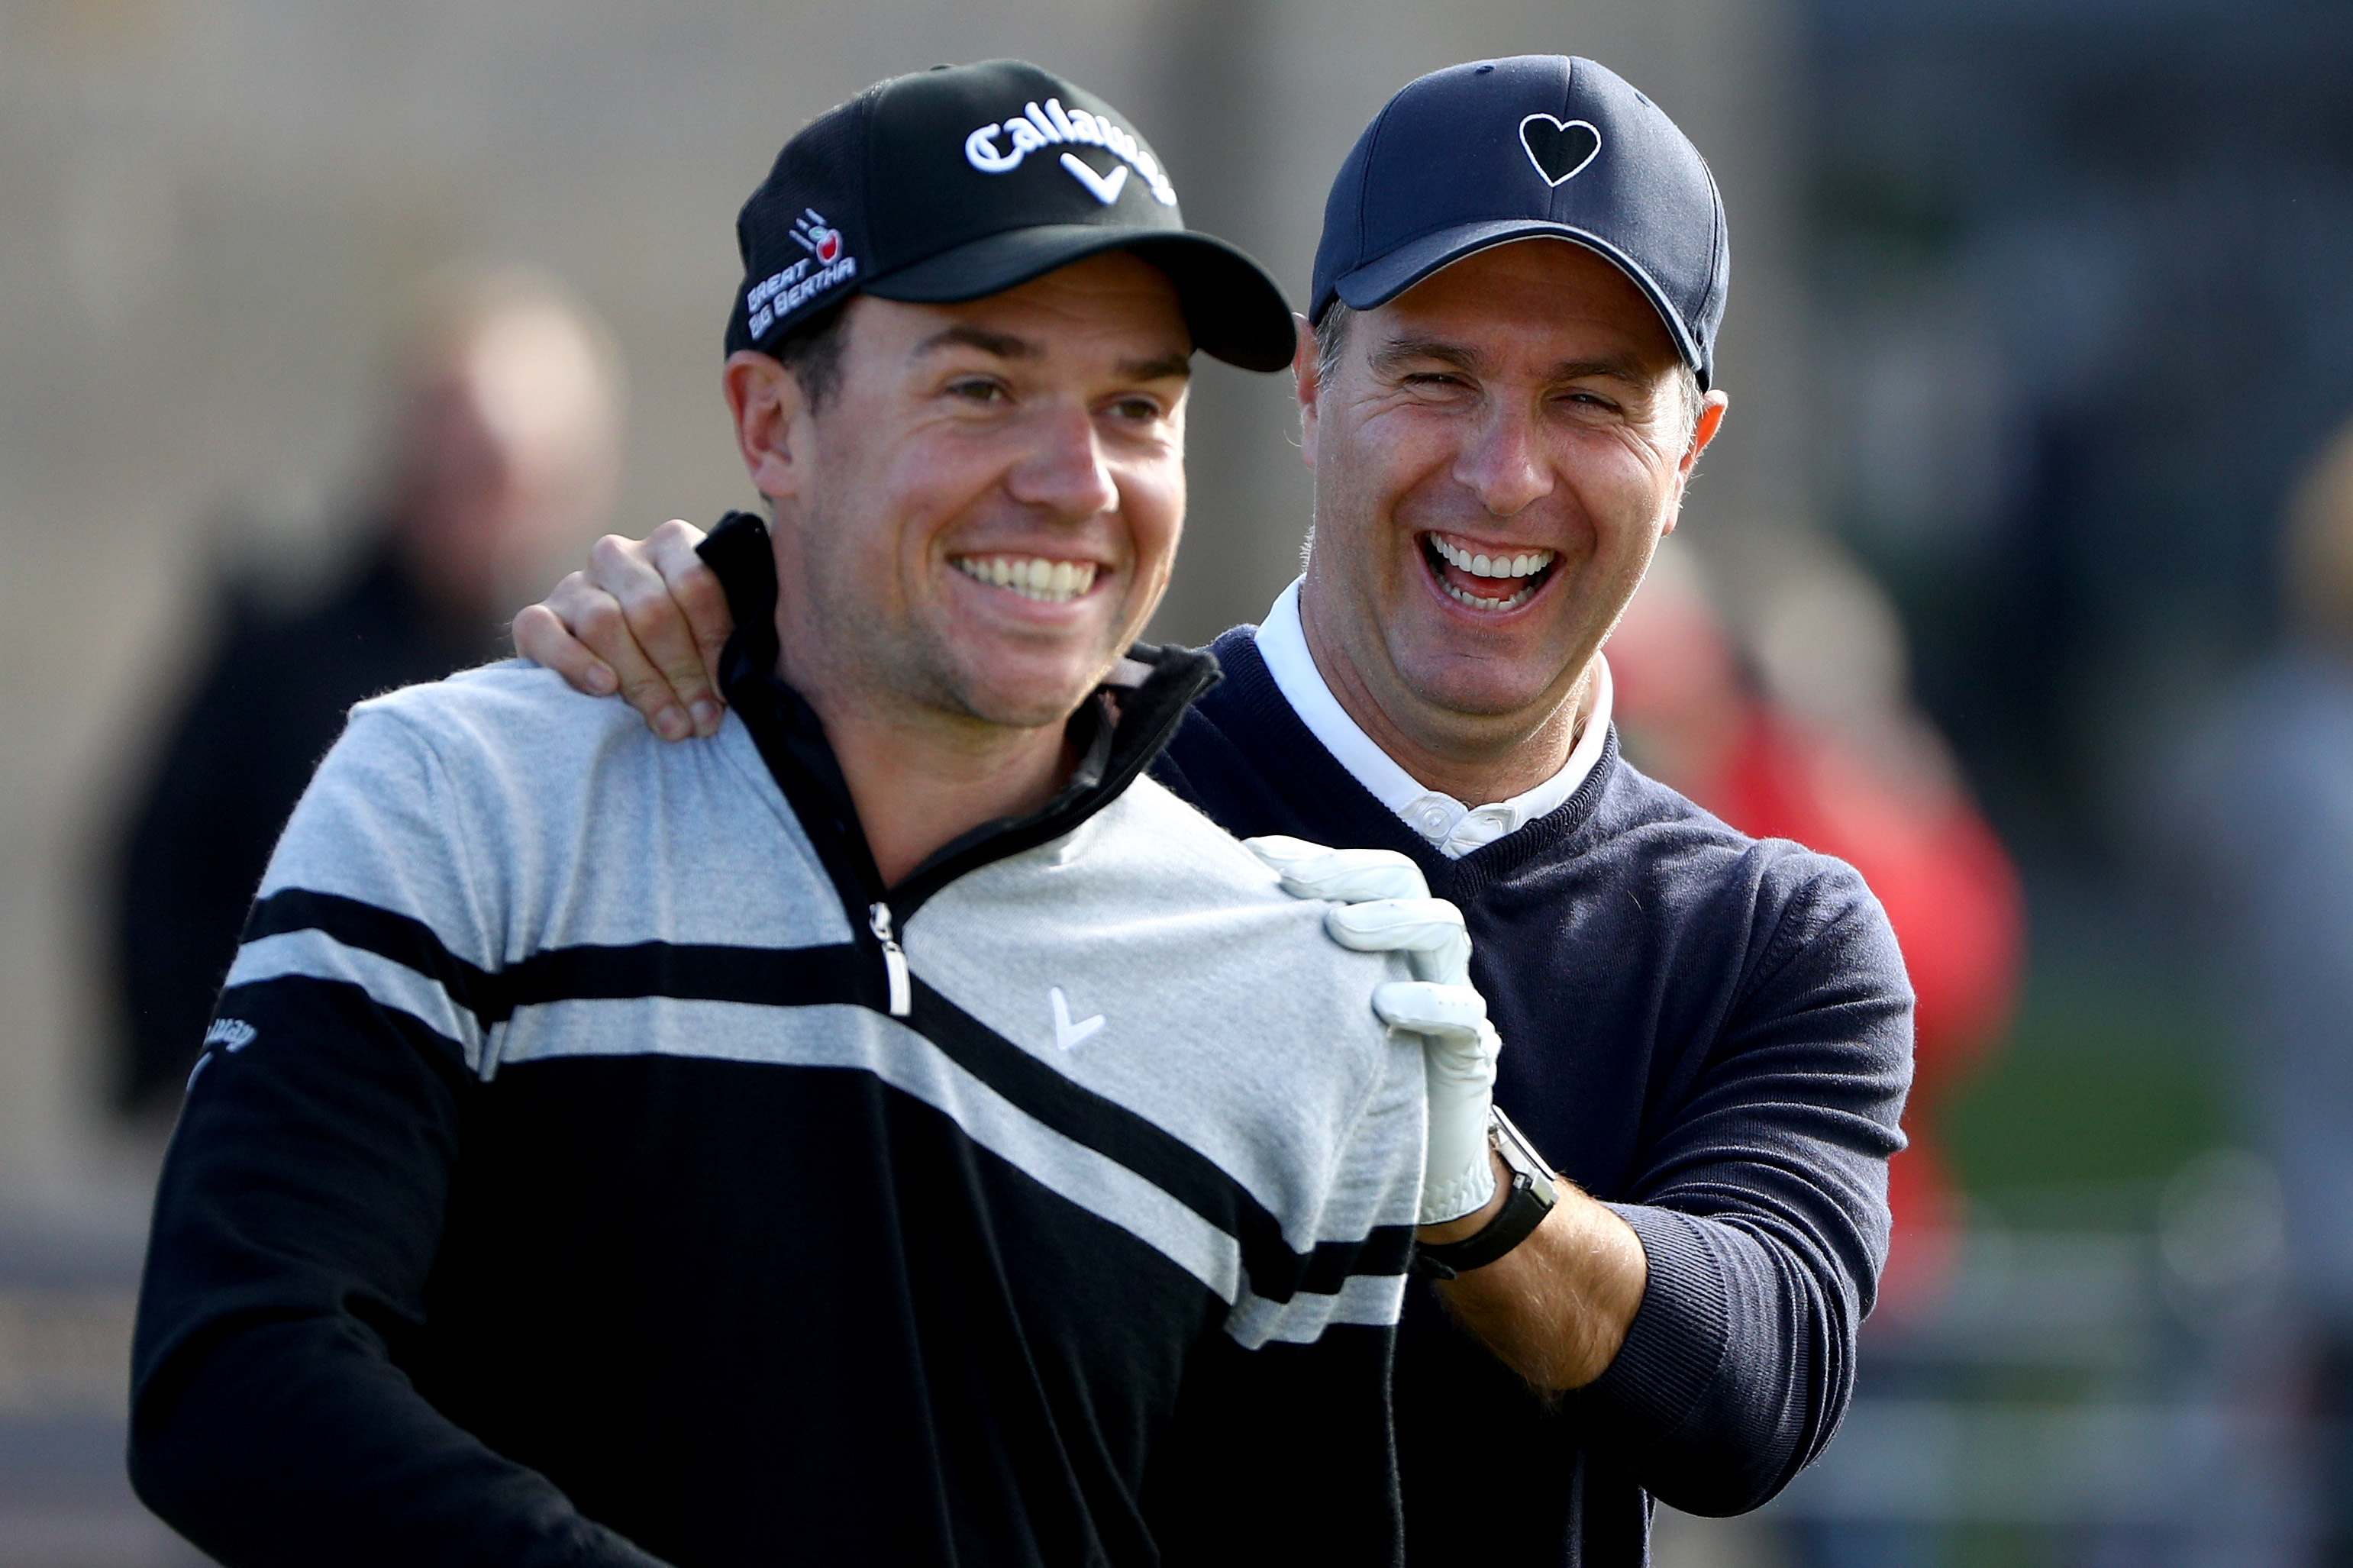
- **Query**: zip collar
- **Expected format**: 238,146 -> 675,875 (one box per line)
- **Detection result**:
699,511 -> 1221,926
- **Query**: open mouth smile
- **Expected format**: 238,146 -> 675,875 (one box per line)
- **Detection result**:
953,554 -> 1101,605
1421,532 -> 1557,612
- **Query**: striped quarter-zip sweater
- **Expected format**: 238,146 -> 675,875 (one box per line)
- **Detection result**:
131,618 -> 1427,1568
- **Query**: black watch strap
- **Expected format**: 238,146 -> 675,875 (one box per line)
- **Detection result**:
1412,1108 -> 1561,1281
1412,1168 -> 1552,1280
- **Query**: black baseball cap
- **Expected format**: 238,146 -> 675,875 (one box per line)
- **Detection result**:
1311,56 -> 1730,389
727,61 -> 1296,373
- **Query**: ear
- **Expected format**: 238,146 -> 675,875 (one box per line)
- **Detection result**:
1290,313 -> 1322,472
1661,389 -> 1729,537
724,351 -> 809,502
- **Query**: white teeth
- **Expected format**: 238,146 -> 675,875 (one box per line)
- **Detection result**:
1431,537 -> 1555,579
954,556 -> 1099,604
1439,577 -> 1538,612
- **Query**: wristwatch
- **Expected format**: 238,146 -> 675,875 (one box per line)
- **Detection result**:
1412,1106 -> 1559,1280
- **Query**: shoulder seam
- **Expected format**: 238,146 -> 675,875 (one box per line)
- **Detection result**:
1729,849 -> 1859,1013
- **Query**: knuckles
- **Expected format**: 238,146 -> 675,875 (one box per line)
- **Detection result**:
573,594 -> 628,645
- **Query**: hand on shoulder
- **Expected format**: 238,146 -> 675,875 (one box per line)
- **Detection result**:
512,519 -> 737,741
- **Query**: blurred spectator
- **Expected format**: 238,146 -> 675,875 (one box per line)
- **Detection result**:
1609,537 -> 2023,1312
108,265 -> 623,1115
2170,416 -> 2353,1563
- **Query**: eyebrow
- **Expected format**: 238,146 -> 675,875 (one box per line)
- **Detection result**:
1116,351 -> 1193,383
914,324 -> 1040,362
1370,334 -> 1652,386
911,325 -> 1191,385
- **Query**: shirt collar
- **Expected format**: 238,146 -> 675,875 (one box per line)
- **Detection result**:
1253,577 -> 1612,858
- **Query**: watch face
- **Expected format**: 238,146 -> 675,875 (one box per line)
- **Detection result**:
1490,1107 -> 1559,1205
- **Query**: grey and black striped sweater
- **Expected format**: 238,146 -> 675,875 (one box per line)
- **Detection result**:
130,633 -> 1427,1568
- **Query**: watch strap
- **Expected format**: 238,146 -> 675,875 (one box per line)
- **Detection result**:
1412,1168 -> 1552,1280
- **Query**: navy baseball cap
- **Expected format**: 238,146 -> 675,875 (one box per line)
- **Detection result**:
1310,56 -> 1729,389
727,61 -> 1296,373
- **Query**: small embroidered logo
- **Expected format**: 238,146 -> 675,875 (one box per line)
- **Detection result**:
1519,115 -> 1601,186
1058,153 -> 1129,206
794,212 -> 845,264
746,209 -> 859,340
204,1018 -> 258,1052
1050,987 -> 1105,1050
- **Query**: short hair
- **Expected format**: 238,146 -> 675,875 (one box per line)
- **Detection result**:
1313,301 -> 1352,393
769,294 -> 855,414
1312,299 -> 1703,450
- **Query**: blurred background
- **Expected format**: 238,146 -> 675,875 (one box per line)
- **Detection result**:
4,0 -> 2352,1563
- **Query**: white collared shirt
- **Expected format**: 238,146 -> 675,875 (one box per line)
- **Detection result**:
1252,578 -> 1612,858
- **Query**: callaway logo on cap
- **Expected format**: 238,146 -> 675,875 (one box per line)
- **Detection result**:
1312,55 -> 1730,389
728,60 -> 1295,372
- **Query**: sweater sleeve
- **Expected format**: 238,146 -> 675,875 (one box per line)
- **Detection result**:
127,709 -> 669,1568
1583,853 -> 1913,1517
1144,983 -> 1425,1567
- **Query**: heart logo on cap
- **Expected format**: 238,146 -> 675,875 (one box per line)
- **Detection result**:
1519,115 -> 1600,187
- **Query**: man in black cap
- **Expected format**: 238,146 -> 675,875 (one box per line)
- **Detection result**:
128,62 -> 1506,1567
525,56 -> 1914,1565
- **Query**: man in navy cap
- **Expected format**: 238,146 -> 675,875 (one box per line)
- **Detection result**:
525,56 -> 1912,1564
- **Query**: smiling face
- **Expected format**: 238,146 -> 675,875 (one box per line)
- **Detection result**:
731,251 -> 1190,735
1298,238 -> 1724,783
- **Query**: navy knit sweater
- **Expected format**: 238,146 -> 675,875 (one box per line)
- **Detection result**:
1154,628 -> 1913,1567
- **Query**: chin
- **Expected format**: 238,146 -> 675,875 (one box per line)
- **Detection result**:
951,663 -> 1105,731
1396,652 -> 1570,723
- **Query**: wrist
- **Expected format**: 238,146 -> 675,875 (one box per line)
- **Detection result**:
1412,1106 -> 1561,1279
1416,1150 -> 1511,1243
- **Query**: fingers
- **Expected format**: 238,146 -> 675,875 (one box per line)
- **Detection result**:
1244,837 -> 1430,903
641,521 -> 734,708
547,563 -> 693,740
1250,837 -> 1466,979
1371,980 -> 1490,1044
1242,834 -> 1332,873
1325,896 -> 1473,986
590,531 -> 722,740
513,591 -> 618,697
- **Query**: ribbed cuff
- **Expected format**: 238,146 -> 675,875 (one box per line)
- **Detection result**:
1589,1204 -> 1733,1446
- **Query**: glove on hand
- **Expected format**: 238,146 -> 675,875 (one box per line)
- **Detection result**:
1248,836 -> 1500,1225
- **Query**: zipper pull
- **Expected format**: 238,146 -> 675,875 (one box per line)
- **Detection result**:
868,902 -> 912,1018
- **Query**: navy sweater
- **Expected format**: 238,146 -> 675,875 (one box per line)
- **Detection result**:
1154,628 -> 1913,1567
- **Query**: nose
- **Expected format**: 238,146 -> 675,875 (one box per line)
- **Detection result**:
1454,402 -> 1552,519
1005,401 -> 1118,524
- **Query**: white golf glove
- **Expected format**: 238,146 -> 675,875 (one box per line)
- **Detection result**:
1248,836 -> 1500,1226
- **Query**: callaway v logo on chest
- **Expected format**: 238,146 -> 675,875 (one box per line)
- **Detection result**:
1049,987 -> 1105,1050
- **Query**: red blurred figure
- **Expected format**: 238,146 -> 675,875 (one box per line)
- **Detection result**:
1609,540 -> 2022,1312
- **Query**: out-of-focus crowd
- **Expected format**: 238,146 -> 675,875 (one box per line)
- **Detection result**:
109,268 -> 621,1113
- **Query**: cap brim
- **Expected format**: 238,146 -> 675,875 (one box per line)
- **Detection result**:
1332,219 -> 1706,386
867,225 -> 1297,373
